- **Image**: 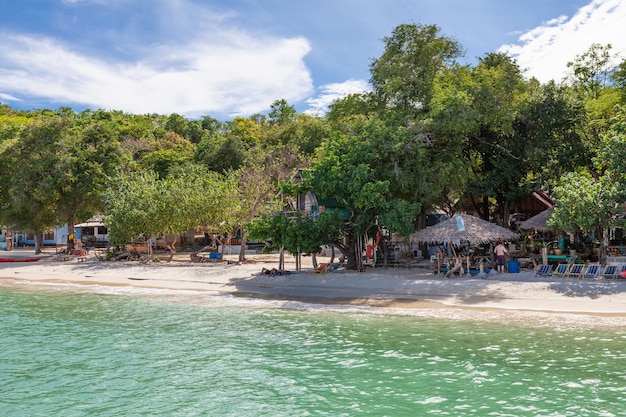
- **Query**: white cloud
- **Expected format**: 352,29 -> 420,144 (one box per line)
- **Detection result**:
499,0 -> 626,83
0,3 -> 313,118
304,79 -> 370,115
0,92 -> 21,102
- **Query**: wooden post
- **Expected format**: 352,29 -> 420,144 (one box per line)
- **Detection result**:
541,247 -> 548,266
437,252 -> 441,274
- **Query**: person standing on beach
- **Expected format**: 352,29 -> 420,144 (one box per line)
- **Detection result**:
494,242 -> 508,273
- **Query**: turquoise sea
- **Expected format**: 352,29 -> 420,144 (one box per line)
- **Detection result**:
1,284 -> 626,417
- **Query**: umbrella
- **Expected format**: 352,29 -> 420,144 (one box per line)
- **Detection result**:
519,207 -> 554,232
413,214 -> 519,246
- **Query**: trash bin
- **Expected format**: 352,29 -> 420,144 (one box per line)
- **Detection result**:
507,260 -> 520,273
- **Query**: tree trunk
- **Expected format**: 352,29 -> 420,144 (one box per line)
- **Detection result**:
481,196 -> 490,221
220,233 -> 231,258
600,227 -> 609,265
167,235 -> 177,262
239,231 -> 248,263
67,218 -> 76,252
296,249 -> 301,272
34,230 -> 42,254
279,246 -> 285,270
145,237 -> 153,262
382,236 -> 389,269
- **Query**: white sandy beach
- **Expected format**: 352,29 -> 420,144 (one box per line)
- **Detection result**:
2,249 -> 626,329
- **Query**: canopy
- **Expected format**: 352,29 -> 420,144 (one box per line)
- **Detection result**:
413,214 -> 519,246
519,207 -> 554,232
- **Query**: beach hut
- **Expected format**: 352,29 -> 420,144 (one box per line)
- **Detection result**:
413,214 -> 519,246
413,214 -> 519,275
519,207 -> 554,232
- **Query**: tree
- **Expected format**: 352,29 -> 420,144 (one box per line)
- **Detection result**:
370,23 -> 462,115
567,43 -> 616,100
427,53 -> 533,223
299,132 -> 418,270
103,166 -> 235,260
549,106 -> 626,262
267,99 -> 297,126
0,109 -> 126,252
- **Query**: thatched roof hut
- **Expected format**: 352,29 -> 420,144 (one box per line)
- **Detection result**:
519,207 -> 554,232
412,214 -> 519,246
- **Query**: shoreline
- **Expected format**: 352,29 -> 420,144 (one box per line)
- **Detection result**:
2,250 -> 626,329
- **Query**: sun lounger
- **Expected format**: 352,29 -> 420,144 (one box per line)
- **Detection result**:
567,264 -> 584,279
552,263 -> 570,278
618,265 -> 626,279
535,264 -> 553,277
580,264 -> 601,279
601,265 -> 618,279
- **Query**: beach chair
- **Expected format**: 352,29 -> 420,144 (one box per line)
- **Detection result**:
601,265 -> 618,280
580,263 -> 601,279
566,263 -> 584,279
534,264 -> 553,277
618,265 -> 626,280
552,263 -> 570,278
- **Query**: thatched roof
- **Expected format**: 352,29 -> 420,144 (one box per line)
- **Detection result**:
412,214 -> 519,246
519,207 -> 554,232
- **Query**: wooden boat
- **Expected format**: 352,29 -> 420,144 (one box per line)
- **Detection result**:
0,257 -> 41,263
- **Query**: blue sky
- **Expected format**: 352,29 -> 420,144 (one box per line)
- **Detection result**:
0,0 -> 624,119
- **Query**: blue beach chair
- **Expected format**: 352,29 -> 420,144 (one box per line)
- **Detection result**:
567,264 -> 584,279
535,264 -> 553,277
602,265 -> 618,280
580,264 -> 601,279
552,263 -> 570,278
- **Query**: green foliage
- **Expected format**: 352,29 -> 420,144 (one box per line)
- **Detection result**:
370,23 -> 462,114
102,166 -> 237,245
548,171 -> 617,232
268,99 -> 297,126
102,170 -> 164,244
550,106 -> 626,233
567,43 -> 616,99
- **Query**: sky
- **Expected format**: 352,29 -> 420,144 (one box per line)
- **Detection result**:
0,0 -> 625,120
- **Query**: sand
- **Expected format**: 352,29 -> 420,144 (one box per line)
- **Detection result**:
2,249 -> 626,329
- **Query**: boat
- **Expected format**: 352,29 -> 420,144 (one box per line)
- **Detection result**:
0,257 -> 41,263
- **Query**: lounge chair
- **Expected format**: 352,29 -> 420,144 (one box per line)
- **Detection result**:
601,265 -> 618,280
567,263 -> 584,279
580,264 -> 601,279
535,264 -> 553,277
552,263 -> 570,278
618,265 -> 626,280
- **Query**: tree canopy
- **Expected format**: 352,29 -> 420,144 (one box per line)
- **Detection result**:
1,24 -> 625,268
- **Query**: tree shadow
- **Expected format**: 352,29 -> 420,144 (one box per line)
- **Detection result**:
547,279 -> 626,299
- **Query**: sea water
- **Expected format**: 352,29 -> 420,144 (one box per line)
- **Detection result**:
1,285 -> 626,417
